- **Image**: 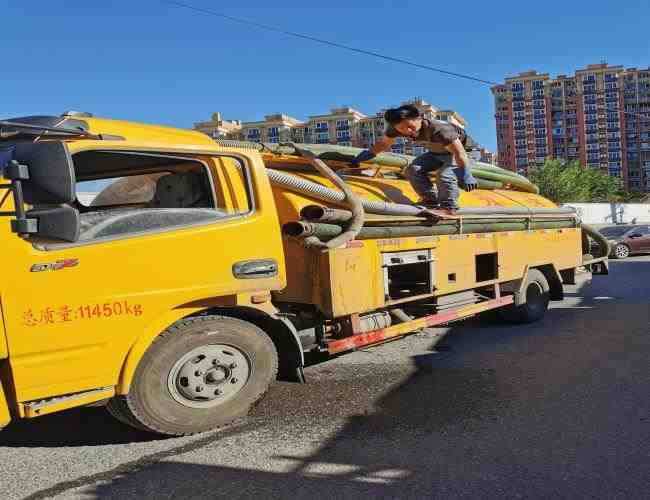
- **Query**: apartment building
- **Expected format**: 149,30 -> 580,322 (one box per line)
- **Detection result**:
469,147 -> 497,165
304,107 -> 366,146
193,112 -> 241,139
237,113 -> 305,144
492,63 -> 650,191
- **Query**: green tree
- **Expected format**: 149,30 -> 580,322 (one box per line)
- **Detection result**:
528,159 -> 629,203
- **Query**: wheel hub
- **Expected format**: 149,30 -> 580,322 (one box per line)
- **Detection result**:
167,344 -> 251,408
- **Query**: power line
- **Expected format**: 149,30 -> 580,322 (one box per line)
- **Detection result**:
162,1 -> 650,120
160,0 -> 500,86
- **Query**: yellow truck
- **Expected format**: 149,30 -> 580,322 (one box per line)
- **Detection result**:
0,113 -> 609,435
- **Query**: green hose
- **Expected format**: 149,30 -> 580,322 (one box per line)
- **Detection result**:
283,219 -> 577,241
214,139 -> 540,194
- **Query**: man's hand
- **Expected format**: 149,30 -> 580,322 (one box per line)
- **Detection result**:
461,169 -> 478,191
445,138 -> 477,191
351,136 -> 395,166
350,149 -> 376,167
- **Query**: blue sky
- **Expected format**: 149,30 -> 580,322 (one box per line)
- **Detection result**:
2,1 -> 648,150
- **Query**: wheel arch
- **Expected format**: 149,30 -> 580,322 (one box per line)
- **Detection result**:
200,306 -> 305,383
500,264 -> 562,306
535,264 -> 564,301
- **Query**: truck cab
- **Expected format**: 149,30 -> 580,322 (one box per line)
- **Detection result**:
0,114 -> 293,433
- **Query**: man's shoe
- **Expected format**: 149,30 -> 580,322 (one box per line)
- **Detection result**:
438,206 -> 459,216
417,200 -> 440,210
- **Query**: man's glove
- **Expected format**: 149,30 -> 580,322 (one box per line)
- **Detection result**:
455,168 -> 478,191
350,149 -> 376,167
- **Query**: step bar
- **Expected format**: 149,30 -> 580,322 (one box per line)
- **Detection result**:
21,386 -> 115,418
327,295 -> 514,355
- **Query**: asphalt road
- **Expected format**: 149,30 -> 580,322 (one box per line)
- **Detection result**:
2,257 -> 649,499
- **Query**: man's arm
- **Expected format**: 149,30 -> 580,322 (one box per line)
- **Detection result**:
445,138 -> 477,192
351,136 -> 396,166
445,138 -> 470,169
370,136 -> 396,155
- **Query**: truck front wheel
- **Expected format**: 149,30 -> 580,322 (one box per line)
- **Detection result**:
499,269 -> 550,324
107,315 -> 278,436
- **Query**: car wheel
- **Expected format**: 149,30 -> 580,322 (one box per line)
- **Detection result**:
612,243 -> 630,259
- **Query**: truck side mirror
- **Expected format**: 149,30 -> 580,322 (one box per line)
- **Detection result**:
13,141 -> 76,204
26,205 -> 80,242
1,141 -> 79,241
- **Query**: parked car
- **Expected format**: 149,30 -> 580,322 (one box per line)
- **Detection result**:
596,224 -> 650,259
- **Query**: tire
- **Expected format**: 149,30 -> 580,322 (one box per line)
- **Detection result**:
106,395 -> 150,432
107,315 -> 278,436
499,269 -> 550,324
612,243 -> 630,259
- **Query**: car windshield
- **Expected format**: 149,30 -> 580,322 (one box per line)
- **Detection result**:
599,226 -> 633,238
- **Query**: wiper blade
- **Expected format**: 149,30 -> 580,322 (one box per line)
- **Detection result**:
0,120 -> 102,140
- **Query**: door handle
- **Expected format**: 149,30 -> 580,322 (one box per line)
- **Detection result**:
232,259 -> 279,279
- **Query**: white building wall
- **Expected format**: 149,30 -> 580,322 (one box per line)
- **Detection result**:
561,203 -> 650,224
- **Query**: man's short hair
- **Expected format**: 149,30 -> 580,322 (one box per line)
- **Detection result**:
384,104 -> 421,125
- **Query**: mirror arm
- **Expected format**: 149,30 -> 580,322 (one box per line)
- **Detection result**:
3,160 -> 38,235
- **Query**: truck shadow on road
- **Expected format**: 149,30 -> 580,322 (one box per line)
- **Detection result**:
0,406 -> 166,447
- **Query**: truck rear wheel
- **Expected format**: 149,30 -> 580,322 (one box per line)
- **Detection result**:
499,269 -> 550,324
107,315 -> 278,436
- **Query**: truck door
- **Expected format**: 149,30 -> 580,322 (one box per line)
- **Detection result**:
3,147 -> 285,403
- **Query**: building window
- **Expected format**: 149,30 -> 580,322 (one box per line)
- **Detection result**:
267,127 -> 279,137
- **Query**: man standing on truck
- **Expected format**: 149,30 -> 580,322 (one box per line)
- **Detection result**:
351,104 -> 477,211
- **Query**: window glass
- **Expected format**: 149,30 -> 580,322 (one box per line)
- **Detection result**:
69,151 -> 251,243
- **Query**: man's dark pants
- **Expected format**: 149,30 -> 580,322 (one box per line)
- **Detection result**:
403,152 -> 464,209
